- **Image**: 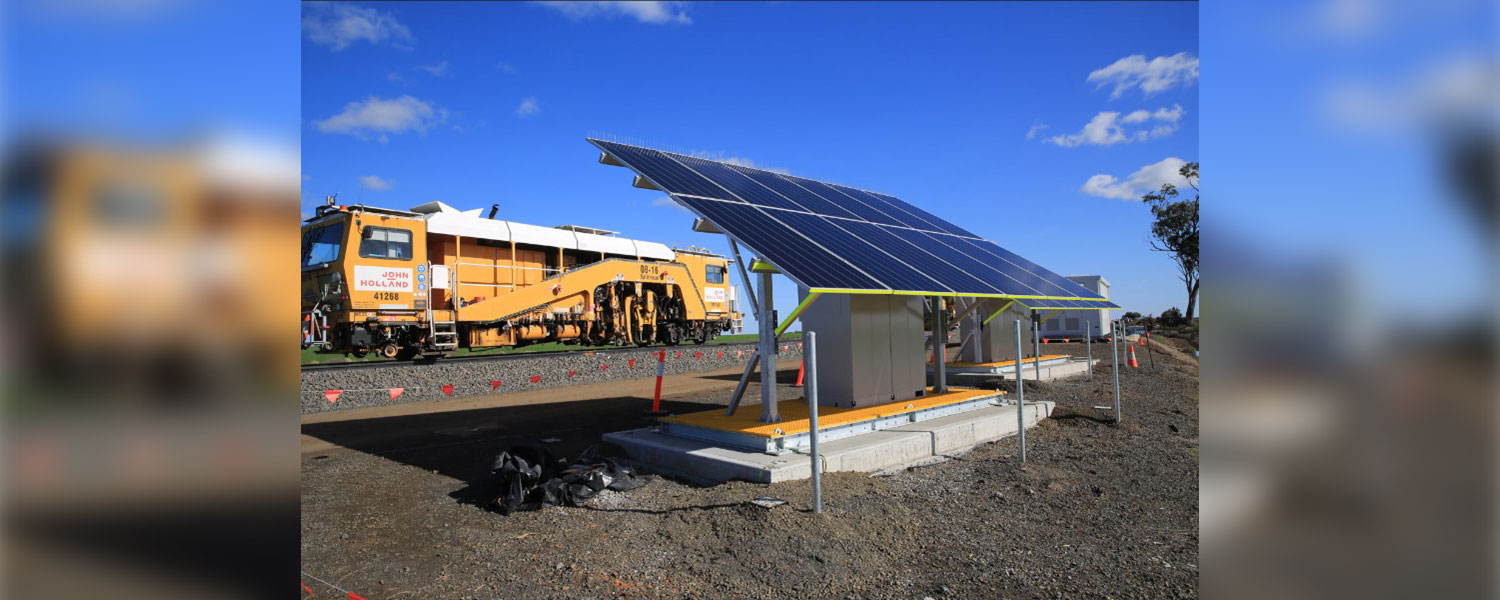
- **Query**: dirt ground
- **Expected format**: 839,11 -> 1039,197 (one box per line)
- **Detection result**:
301,340 -> 1198,598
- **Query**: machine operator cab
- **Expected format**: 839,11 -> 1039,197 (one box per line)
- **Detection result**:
301,199 -> 430,359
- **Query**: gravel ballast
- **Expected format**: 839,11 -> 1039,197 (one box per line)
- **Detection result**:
301,341 -> 803,413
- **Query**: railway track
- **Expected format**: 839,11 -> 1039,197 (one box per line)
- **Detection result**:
300,343 -> 719,372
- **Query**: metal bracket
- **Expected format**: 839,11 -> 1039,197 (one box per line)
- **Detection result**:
727,238 -> 760,316
981,299 -> 1016,326
774,292 -> 819,336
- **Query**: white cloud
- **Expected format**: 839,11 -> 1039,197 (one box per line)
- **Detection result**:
537,1 -> 691,24
1087,52 -> 1199,99
652,195 -> 690,213
514,97 -> 540,117
1025,122 -> 1050,140
1081,157 -> 1191,200
495,61 -> 518,74
359,175 -> 393,191
1320,54 -> 1498,135
1046,104 -> 1184,147
386,71 -> 405,84
302,4 -> 414,51
314,95 -> 446,142
418,60 -> 449,77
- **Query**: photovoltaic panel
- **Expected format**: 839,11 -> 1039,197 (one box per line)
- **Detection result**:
942,235 -> 1105,299
1020,298 -> 1121,310
767,209 -> 954,293
596,143 -> 734,200
879,225 -> 1058,297
826,219 -> 1003,294
827,185 -> 976,238
722,164 -> 865,220
673,196 -> 883,291
856,189 -> 978,238
664,154 -> 805,211
590,138 -> 1111,301
779,175 -> 906,227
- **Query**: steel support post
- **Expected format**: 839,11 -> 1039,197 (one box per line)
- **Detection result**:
1112,319 -> 1122,424
932,297 -> 947,393
1014,319 -> 1026,463
758,271 -> 779,423
1032,310 -> 1042,382
724,351 -> 759,416
728,239 -> 759,316
806,331 -> 822,513
1086,322 -> 1093,380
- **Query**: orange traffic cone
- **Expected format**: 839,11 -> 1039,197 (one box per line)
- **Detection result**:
1042,337 -> 1049,344
794,360 -> 805,387
1127,344 -> 1139,368
1138,334 -> 1147,347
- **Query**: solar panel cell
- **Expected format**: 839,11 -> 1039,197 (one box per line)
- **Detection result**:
822,185 -> 943,234
595,142 -> 737,200
832,219 -> 1003,294
943,235 -> 1104,299
674,196 -> 885,291
724,165 -> 864,219
769,209 -> 952,293
665,154 -> 808,211
877,226 -> 1053,297
854,189 -> 978,238
780,175 -> 905,227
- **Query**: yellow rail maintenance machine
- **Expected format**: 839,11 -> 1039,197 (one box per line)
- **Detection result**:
301,199 -> 740,360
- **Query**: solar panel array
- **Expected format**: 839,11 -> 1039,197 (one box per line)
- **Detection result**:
1017,298 -> 1119,310
590,138 -> 1116,305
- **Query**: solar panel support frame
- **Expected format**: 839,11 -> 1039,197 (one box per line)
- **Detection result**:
931,297 -> 947,394
757,270 -> 780,423
727,238 -> 759,317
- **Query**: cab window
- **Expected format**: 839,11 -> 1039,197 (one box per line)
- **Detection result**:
301,222 -> 345,267
706,264 -> 725,284
359,226 -> 412,260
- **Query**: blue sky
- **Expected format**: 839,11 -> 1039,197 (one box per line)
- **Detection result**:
301,1 -> 1200,331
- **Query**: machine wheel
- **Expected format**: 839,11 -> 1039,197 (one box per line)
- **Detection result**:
378,342 -> 400,359
395,347 -> 419,361
351,346 -> 369,359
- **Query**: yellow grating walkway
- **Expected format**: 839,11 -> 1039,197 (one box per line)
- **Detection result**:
947,354 -> 1069,368
661,387 -> 1002,439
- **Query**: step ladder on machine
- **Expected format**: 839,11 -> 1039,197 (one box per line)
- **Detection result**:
425,261 -> 460,352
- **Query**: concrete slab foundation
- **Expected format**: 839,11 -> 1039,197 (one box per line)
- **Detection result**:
931,357 -> 1099,384
658,388 -> 1003,454
604,400 -> 1055,484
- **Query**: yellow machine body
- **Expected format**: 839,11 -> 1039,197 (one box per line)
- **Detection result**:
301,204 -> 739,359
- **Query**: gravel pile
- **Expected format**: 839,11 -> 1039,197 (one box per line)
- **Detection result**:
301,341 -> 802,413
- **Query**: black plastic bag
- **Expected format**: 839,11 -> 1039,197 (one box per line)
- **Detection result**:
488,444 -> 652,514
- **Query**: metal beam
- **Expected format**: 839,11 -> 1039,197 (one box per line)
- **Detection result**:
951,297 -> 986,323
931,297 -> 947,394
1014,319 -> 1026,463
758,271 -> 779,423
1038,309 -> 1063,323
725,351 -> 760,416
727,238 -> 759,316
806,331 -> 822,513
1032,310 -> 1042,382
1112,319 -> 1122,423
774,292 -> 819,336
981,299 -> 1016,326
